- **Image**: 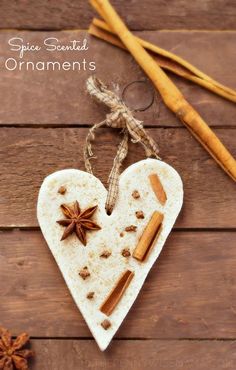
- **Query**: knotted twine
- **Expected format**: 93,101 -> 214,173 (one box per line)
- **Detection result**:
84,76 -> 160,214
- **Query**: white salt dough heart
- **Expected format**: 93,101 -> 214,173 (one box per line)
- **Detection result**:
37,159 -> 183,350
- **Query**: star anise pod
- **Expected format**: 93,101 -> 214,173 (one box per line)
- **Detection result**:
57,201 -> 101,245
0,327 -> 34,370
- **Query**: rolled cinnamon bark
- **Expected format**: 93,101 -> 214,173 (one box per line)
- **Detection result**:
100,270 -> 134,316
133,211 -> 163,261
90,0 -> 236,181
89,18 -> 236,103
149,173 -> 167,205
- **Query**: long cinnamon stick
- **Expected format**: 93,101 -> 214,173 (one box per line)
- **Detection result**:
133,211 -> 163,261
90,0 -> 236,182
100,270 -> 134,316
89,18 -> 236,103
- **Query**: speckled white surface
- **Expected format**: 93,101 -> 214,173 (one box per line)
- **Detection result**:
37,159 -> 183,351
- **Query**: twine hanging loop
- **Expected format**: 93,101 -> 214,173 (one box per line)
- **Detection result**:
84,76 -> 160,214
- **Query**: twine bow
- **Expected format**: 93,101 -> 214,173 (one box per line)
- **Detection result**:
84,76 -> 160,214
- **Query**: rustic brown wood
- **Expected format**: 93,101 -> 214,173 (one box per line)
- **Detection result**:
0,1 -> 236,30
0,30 -> 235,126
27,339 -> 236,370
0,127 -> 235,228
1,230 -> 236,338
0,2 -> 235,364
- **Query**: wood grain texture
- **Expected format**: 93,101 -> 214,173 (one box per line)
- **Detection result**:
0,30 -> 235,126
0,127 -> 235,228
0,230 -> 236,338
0,2 -> 235,364
26,339 -> 236,370
0,0 -> 236,30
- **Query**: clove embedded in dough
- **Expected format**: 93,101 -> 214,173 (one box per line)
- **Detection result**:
58,185 -> 67,194
79,266 -> 90,280
87,292 -> 95,299
125,225 -> 137,232
135,210 -> 145,219
100,250 -> 111,258
121,248 -> 131,257
132,190 -> 140,199
101,319 -> 111,330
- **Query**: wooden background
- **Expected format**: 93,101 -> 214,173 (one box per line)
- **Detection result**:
0,1 -> 236,369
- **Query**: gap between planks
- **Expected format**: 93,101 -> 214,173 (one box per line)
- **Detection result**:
23,337 -> 236,341
0,124 -> 236,129
1,29 -> 236,32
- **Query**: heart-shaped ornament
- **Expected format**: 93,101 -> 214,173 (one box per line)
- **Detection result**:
37,159 -> 183,350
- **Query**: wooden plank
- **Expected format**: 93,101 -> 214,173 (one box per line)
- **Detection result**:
0,1 -> 236,30
0,127 -> 235,228
0,30 -> 235,126
26,339 -> 236,370
1,229 -> 236,338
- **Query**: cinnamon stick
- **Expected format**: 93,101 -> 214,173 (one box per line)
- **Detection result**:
133,211 -> 163,261
89,0 -> 236,182
100,270 -> 134,316
149,173 -> 167,205
89,18 -> 236,104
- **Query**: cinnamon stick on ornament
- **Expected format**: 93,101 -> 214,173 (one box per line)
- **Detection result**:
149,173 -> 167,205
133,211 -> 163,261
100,270 -> 134,316
89,0 -> 236,181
